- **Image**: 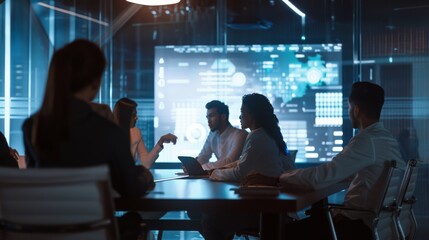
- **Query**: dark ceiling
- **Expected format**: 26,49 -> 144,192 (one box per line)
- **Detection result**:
30,0 -> 429,46
25,0 -> 429,97
110,0 -> 429,28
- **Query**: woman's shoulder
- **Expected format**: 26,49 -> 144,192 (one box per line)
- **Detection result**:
22,114 -> 37,135
90,102 -> 115,123
248,128 -> 275,144
231,127 -> 248,137
249,128 -> 268,137
22,115 -> 34,127
88,111 -> 126,139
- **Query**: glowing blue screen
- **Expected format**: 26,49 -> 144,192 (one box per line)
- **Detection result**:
154,44 -> 343,163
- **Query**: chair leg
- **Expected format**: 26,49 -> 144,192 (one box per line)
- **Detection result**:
409,209 -> 417,240
394,214 -> 406,240
310,198 -> 337,240
157,230 -> 163,240
326,210 -> 338,240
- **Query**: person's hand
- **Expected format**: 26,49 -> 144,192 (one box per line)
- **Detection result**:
241,173 -> 279,187
207,169 -> 215,176
9,147 -> 19,161
158,133 -> 178,147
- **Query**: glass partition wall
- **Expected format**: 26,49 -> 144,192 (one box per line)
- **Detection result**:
0,0 -> 112,152
1,0 -> 428,237
359,0 -> 429,234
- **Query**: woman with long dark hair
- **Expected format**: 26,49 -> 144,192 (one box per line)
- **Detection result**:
22,39 -> 154,195
209,93 -> 294,182
22,39 -> 154,239
113,97 -> 177,168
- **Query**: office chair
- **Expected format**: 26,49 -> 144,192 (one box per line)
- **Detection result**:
329,160 -> 402,240
0,165 -> 119,240
395,159 -> 419,240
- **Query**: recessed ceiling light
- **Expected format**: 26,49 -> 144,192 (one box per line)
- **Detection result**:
126,0 -> 180,6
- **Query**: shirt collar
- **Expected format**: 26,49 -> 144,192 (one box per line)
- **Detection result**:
364,121 -> 382,130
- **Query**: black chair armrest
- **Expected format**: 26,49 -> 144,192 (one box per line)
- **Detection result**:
328,205 -> 377,216
403,196 -> 417,204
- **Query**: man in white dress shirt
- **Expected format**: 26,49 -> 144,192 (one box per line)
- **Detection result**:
196,100 -> 248,170
275,81 -> 404,239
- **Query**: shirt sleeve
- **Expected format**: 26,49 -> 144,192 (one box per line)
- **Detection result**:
197,133 -> 214,165
209,151 -> 250,182
210,132 -> 262,182
133,128 -> 162,169
203,130 -> 248,170
279,134 -> 376,190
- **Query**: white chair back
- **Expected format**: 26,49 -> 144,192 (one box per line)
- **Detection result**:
329,160 -> 402,240
374,160 -> 402,240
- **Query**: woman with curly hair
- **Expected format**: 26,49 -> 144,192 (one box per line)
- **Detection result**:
202,93 -> 295,240
209,92 -> 295,182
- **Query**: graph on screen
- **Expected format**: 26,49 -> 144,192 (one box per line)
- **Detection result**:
154,44 -> 343,163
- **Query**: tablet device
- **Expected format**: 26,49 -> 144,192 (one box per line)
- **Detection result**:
177,156 -> 209,177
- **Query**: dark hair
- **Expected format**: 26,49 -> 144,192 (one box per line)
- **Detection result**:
113,98 -> 137,130
35,39 -> 106,162
242,93 -> 287,155
349,81 -> 385,120
205,100 -> 229,121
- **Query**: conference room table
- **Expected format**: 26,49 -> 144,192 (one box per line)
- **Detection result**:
115,169 -> 348,240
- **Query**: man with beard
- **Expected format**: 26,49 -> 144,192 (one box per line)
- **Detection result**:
196,100 -> 248,170
185,100 -> 248,227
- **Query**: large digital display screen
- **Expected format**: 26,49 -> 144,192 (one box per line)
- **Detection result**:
154,44 -> 343,163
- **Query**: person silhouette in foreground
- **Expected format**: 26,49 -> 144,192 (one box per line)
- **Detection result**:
22,39 -> 154,240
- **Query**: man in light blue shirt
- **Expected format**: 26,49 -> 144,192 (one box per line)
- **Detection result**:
196,100 -> 248,170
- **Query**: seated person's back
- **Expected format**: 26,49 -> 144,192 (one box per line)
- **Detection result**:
22,39 -> 153,197
277,81 -> 405,240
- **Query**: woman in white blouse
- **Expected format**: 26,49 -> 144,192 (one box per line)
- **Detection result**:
113,98 -> 177,169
